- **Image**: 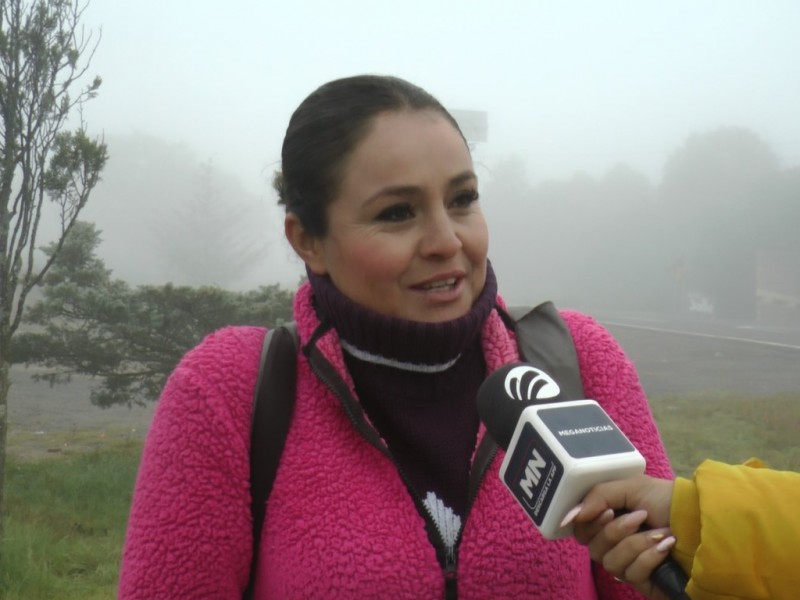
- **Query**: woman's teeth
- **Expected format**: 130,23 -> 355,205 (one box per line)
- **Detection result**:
422,278 -> 456,291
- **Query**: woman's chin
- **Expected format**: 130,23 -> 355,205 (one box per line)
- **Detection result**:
399,299 -> 473,323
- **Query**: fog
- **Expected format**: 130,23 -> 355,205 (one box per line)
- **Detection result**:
60,1 -> 800,320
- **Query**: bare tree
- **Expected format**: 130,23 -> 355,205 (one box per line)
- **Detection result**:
0,0 -> 107,541
153,159 -> 270,288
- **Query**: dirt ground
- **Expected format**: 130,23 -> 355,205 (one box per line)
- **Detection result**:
7,365 -> 156,462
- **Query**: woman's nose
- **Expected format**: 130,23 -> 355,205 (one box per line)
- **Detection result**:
419,209 -> 461,258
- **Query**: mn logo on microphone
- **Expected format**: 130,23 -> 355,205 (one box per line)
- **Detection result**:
504,422 -> 562,518
520,447 -> 547,500
503,365 -> 560,401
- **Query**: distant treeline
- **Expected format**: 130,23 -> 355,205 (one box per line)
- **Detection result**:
485,126 -> 800,322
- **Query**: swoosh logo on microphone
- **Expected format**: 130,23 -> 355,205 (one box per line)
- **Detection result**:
504,365 -> 560,401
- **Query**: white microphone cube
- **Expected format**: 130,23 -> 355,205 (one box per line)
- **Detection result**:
499,399 -> 646,540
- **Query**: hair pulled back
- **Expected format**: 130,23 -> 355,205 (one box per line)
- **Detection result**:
274,75 -> 465,237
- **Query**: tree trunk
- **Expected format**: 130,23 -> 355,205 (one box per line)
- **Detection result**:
0,350 -> 10,545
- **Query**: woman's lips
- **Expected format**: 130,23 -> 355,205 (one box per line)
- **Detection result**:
411,275 -> 465,302
417,277 -> 457,291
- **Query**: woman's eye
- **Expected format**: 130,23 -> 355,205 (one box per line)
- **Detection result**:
452,189 -> 479,209
376,203 -> 414,222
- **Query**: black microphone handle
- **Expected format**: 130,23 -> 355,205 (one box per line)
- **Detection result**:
612,510 -> 690,599
650,555 -> 690,600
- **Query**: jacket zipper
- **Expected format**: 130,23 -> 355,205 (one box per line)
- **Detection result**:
305,342 -> 499,600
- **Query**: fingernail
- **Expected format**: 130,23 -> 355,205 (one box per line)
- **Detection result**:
600,508 -> 615,522
622,509 -> 648,528
649,528 -> 671,542
656,536 -> 676,552
560,505 -> 582,527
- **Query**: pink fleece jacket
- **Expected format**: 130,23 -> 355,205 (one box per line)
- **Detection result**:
118,284 -> 673,599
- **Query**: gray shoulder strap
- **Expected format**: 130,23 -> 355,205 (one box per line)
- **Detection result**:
509,302 -> 586,401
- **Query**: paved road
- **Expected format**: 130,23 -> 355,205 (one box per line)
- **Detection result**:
602,319 -> 800,398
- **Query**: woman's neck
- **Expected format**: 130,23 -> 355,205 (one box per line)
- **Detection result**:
306,262 -> 497,370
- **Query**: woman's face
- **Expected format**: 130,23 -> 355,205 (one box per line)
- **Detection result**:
302,109 -> 489,323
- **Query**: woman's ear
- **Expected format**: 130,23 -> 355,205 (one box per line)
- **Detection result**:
284,213 -> 328,275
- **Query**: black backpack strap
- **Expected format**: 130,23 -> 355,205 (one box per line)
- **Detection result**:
243,323 -> 298,600
507,302 -> 586,401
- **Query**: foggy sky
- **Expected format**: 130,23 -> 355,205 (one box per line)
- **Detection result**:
72,0 -> 800,289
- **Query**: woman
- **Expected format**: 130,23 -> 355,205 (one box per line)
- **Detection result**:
118,75 -> 673,599
567,459 -> 800,600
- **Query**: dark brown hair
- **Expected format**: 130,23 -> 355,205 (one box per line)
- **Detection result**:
274,74 -> 465,236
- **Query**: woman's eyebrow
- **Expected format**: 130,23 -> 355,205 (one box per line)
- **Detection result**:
448,171 -> 478,188
364,171 -> 478,206
363,185 -> 419,207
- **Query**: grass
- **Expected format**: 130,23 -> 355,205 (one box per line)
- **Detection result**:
0,441 -> 141,600
650,391 -> 800,477
1,391 -> 798,598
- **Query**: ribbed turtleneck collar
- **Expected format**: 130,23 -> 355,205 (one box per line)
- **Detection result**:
307,262 -> 497,371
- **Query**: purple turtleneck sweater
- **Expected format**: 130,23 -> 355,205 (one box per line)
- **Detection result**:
308,265 -> 498,522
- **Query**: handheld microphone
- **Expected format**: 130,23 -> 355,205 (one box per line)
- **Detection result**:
477,362 -> 646,539
478,362 -> 689,599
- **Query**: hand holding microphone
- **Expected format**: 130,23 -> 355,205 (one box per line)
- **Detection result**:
567,475 -> 675,532
477,362 -> 689,599
563,476 -> 679,600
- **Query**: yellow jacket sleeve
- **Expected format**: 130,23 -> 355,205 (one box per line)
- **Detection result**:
670,458 -> 800,600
